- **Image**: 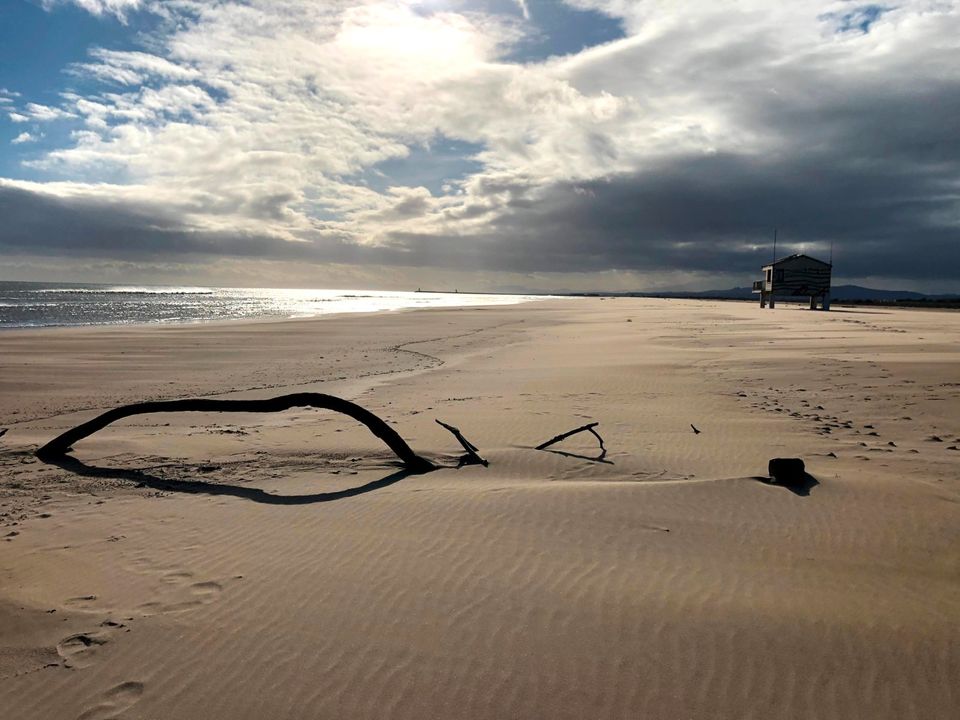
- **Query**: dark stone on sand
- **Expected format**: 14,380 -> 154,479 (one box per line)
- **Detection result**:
768,458 -> 806,485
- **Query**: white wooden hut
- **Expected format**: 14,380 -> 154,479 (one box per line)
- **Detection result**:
752,253 -> 832,310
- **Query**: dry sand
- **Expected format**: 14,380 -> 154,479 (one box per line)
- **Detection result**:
1,298 -> 958,719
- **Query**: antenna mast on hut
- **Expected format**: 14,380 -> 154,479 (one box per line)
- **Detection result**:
772,228 -> 778,264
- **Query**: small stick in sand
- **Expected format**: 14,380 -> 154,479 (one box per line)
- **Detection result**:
535,422 -> 604,452
690,424 -> 701,435
435,419 -> 488,467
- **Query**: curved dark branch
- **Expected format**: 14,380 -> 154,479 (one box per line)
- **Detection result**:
35,393 -> 436,474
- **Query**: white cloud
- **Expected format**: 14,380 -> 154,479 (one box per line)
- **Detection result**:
43,0 -> 142,22
23,103 -> 76,121
72,48 -> 201,86
8,112 -> 29,123
11,132 -> 39,145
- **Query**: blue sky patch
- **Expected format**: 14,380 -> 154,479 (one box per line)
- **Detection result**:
0,0 -> 160,180
825,4 -> 892,34
358,138 -> 485,196
504,0 -> 625,62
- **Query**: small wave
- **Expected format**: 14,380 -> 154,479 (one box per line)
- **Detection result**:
35,287 -> 215,296
0,301 -> 64,307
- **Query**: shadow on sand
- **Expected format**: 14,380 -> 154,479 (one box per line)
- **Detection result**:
43,454 -> 421,505
823,308 -> 892,315
543,448 -> 614,465
752,472 -> 819,497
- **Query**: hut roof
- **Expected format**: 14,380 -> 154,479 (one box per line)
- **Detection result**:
762,253 -> 832,270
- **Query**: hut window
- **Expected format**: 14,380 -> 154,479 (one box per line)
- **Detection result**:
765,268 -> 772,283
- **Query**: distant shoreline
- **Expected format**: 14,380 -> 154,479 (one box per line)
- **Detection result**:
569,293 -> 960,310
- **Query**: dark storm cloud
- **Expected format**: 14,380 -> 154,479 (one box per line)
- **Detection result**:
385,68 -> 960,280
0,184 -> 288,260
742,76 -> 960,171
0,183 -> 400,266
377,147 -> 959,280
3,129 -> 958,282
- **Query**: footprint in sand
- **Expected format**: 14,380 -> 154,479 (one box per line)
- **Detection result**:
76,681 -> 144,720
57,630 -> 110,669
63,595 -> 100,612
56,618 -> 128,669
160,570 -> 194,586
120,553 -> 230,616
139,580 -> 223,615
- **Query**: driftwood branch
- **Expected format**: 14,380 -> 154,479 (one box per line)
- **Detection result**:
435,419 -> 488,467
36,393 -> 436,474
536,422 -> 604,452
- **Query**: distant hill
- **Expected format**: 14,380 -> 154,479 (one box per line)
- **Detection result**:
832,285 -> 960,301
607,285 -> 960,302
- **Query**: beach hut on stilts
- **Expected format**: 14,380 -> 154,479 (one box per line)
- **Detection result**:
753,253 -> 832,310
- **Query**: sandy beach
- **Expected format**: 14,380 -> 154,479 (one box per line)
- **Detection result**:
1,298 -> 958,719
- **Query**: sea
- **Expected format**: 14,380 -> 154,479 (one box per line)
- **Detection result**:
0,282 -> 546,329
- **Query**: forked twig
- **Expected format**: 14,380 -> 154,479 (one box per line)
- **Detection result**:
536,422 -> 604,452
435,419 -> 488,467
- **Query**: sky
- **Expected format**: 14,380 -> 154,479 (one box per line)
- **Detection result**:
0,0 -> 958,292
